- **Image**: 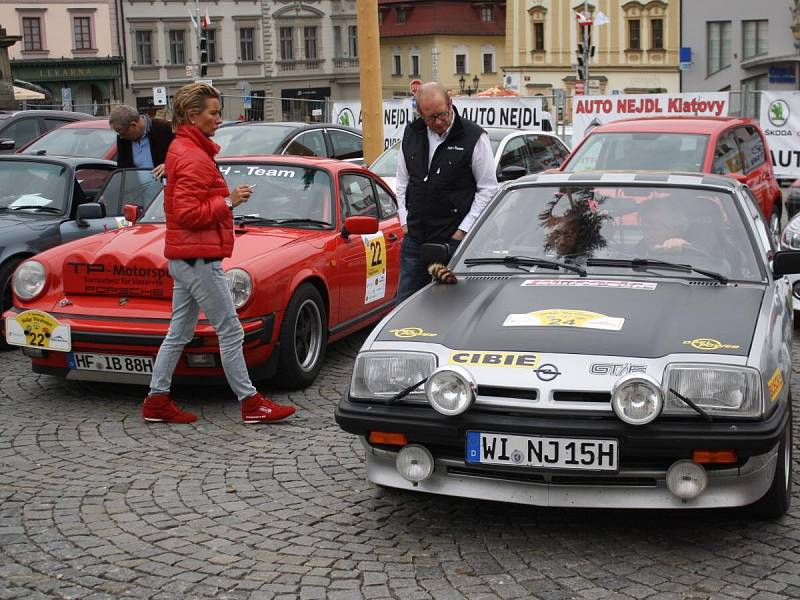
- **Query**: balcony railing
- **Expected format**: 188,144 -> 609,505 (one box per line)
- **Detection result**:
333,57 -> 359,68
276,59 -> 324,71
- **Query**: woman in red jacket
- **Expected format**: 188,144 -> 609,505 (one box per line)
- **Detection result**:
142,82 -> 295,424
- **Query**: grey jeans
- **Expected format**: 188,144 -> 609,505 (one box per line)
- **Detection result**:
148,258 -> 257,401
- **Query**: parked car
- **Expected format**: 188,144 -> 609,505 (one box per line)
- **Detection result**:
214,122 -> 364,162
369,128 -> 571,192
786,179 -> 800,221
19,120 -> 117,160
0,157 -> 165,349
4,156 -> 402,388
0,110 -> 94,154
561,117 -> 784,244
336,171 -> 797,518
780,212 -> 800,327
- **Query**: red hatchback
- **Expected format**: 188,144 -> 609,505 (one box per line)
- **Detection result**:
4,156 -> 402,389
18,120 -> 117,161
561,117 -> 783,242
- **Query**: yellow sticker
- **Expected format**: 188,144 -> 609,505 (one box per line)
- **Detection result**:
362,233 -> 387,304
449,350 -> 540,369
682,338 -> 741,351
503,309 -> 624,331
390,327 -> 437,338
768,369 -> 784,402
4,310 -> 71,352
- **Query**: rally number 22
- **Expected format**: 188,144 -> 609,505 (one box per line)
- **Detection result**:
369,240 -> 383,267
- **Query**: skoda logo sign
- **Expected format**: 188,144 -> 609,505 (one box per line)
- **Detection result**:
337,107 -> 356,128
768,99 -> 790,127
533,363 -> 561,382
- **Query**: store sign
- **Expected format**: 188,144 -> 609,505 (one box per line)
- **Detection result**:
760,91 -> 800,178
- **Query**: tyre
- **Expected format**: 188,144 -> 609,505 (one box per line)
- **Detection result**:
794,310 -> 800,330
750,403 -> 792,519
274,282 -> 328,389
0,258 -> 23,351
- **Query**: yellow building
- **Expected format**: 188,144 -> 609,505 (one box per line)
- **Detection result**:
378,0 -> 506,98
504,0 -> 680,104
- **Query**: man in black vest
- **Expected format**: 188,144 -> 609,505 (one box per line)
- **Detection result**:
109,105 -> 174,179
395,82 -> 498,302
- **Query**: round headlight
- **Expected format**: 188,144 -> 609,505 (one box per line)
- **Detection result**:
224,268 -> 252,309
611,373 -> 663,425
666,460 -> 707,500
424,365 -> 477,416
12,260 -> 46,301
396,444 -> 434,483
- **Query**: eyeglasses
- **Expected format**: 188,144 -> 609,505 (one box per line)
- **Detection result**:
420,110 -> 450,124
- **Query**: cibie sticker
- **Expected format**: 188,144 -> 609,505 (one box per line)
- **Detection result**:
4,310 -> 71,352
503,309 -> 624,331
362,232 -> 386,304
449,350 -> 540,369
768,369 -> 784,402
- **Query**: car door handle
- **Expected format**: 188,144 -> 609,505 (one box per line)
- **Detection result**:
387,233 -> 398,242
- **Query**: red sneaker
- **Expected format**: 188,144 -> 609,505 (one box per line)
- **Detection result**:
142,393 -> 198,424
241,392 -> 295,424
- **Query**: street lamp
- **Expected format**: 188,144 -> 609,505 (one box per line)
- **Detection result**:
458,74 -> 480,96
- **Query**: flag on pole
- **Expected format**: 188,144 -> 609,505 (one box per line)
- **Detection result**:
201,8 -> 210,29
575,11 -> 592,26
594,11 -> 610,26
188,8 -> 198,30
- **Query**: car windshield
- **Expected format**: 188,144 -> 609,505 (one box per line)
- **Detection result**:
214,125 -> 297,157
0,161 -> 68,213
565,132 -> 709,172
456,184 -> 763,282
370,142 -> 399,177
141,163 -> 334,226
23,127 -> 116,158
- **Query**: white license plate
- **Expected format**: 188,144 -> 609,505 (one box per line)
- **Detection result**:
68,352 -> 154,375
466,431 -> 618,471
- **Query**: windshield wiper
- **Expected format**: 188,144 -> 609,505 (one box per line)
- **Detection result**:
464,255 -> 587,276
233,215 -> 331,227
270,218 -> 331,227
586,257 -> 728,284
669,388 -> 713,422
8,205 -> 62,213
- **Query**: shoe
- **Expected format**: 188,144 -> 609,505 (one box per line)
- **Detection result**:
142,393 -> 198,424
241,392 -> 295,424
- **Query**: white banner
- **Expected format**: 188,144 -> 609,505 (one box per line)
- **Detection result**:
572,92 -> 729,143
760,91 -> 800,178
332,97 -> 548,151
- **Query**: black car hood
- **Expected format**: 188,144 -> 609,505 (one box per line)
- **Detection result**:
376,277 -> 763,358
0,212 -> 61,232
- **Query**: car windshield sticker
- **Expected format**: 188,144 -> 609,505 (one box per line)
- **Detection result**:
449,351 -> 540,369
682,338 -> 741,351
390,327 -> 437,338
521,279 -> 657,291
503,309 -> 624,331
9,193 -> 53,208
362,232 -> 387,304
5,310 -> 71,352
768,369 -> 784,402
218,166 -> 296,178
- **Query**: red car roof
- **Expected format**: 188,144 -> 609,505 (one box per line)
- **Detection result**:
54,119 -> 110,130
589,116 -> 756,135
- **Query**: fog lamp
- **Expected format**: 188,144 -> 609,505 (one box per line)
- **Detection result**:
185,353 -> 217,368
22,347 -> 46,358
396,444 -> 434,484
666,460 -> 708,500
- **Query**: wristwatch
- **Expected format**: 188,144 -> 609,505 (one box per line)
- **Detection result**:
224,197 -> 234,209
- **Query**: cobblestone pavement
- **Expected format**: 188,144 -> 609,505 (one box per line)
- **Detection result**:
2,332 -> 800,600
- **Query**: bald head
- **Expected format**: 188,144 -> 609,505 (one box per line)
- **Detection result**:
416,82 -> 448,105
415,82 -> 453,135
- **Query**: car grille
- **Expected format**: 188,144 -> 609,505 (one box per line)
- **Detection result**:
479,386 -> 538,400
446,465 -> 657,487
553,391 -> 610,403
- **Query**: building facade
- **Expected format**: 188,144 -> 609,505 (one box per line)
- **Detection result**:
681,0 -> 800,117
503,0 -> 680,108
1,0 -> 124,114
122,0 -> 361,122
378,0 -> 505,98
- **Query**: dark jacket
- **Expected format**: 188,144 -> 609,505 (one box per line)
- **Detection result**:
163,125 -> 233,260
402,109 -> 485,243
116,117 -> 174,169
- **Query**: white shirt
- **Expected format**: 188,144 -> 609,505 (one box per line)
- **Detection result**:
395,112 -> 498,234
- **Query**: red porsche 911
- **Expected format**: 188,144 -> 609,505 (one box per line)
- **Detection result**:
4,156 -> 403,388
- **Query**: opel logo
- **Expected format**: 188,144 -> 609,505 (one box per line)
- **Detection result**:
533,363 -> 561,381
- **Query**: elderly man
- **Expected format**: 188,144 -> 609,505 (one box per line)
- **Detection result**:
395,82 -> 498,302
109,105 -> 174,179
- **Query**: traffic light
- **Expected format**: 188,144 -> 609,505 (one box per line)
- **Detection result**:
576,43 -> 586,81
200,36 -> 208,77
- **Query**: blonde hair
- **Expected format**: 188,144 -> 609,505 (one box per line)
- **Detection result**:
171,82 -> 221,128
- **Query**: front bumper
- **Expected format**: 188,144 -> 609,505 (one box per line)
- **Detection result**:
336,393 -> 788,509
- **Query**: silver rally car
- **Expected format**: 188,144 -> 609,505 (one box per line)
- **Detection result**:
335,172 -> 800,518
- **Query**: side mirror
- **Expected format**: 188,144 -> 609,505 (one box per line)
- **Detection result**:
341,215 -> 378,238
76,202 -> 106,227
773,250 -> 800,278
123,203 -> 144,225
0,138 -> 15,151
421,242 -> 450,265
497,165 -> 527,182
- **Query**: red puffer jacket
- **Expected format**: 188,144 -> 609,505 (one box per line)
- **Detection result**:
163,124 -> 233,259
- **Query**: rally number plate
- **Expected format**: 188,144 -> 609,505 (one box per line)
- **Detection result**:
68,352 -> 154,375
466,431 -> 618,471
5,310 -> 71,352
